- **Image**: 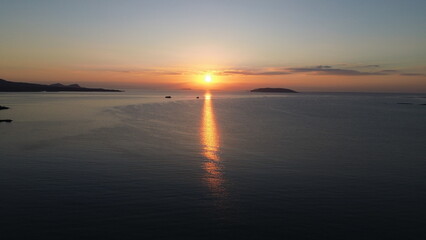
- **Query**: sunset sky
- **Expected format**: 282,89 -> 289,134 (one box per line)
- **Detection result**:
1,0 -> 425,92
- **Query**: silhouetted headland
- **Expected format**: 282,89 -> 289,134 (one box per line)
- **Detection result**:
0,79 -> 122,92
0,105 -> 9,110
250,88 -> 298,93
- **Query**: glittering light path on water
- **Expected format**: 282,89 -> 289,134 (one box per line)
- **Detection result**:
200,92 -> 225,200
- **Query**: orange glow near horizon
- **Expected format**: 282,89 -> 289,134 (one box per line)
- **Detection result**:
2,66 -> 425,92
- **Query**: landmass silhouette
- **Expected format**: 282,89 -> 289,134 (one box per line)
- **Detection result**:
250,88 -> 298,93
0,79 -> 121,92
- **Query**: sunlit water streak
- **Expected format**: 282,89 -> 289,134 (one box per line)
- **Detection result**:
200,92 -> 226,202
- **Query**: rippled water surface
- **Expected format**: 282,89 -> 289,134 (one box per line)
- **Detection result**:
1,91 -> 425,239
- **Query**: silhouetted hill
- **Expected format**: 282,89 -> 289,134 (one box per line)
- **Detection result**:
49,83 -> 66,87
0,79 -> 121,92
250,88 -> 298,93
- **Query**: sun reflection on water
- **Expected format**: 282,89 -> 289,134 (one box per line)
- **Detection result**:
201,92 -> 225,199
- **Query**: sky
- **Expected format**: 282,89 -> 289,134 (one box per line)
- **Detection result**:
1,0 -> 425,92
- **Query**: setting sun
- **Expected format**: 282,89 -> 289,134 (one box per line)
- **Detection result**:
204,74 -> 212,83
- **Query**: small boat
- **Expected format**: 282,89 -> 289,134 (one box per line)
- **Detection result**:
165,96 -> 172,98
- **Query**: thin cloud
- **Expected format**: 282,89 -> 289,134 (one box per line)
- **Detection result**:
380,70 -> 399,73
81,68 -> 185,75
287,66 -> 387,76
316,65 -> 332,69
220,66 -> 386,76
221,70 -> 291,76
357,65 -> 381,68
81,65 -> 424,78
400,73 -> 426,76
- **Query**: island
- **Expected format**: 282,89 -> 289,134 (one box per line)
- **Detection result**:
0,105 -> 9,110
250,88 -> 298,93
0,79 -> 122,92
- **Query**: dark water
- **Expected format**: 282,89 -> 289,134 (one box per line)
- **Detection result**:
1,91 -> 425,239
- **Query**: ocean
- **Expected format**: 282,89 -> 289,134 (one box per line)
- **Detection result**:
1,91 -> 425,239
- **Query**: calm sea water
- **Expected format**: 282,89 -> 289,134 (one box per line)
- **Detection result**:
1,91 -> 425,239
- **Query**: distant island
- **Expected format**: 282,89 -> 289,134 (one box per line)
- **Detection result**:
250,88 -> 298,93
0,79 -> 122,92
